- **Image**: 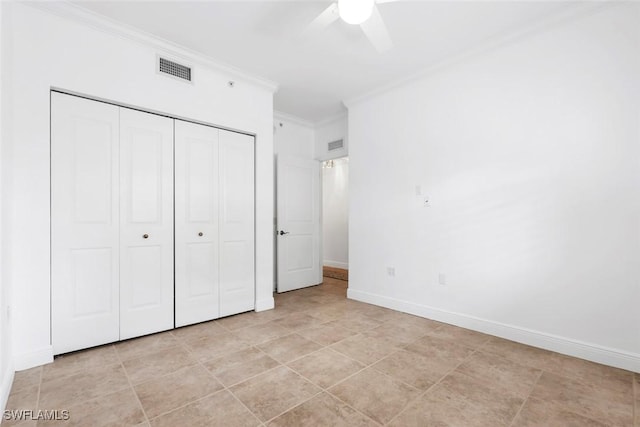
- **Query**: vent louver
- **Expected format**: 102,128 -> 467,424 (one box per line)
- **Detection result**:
328,139 -> 344,151
158,57 -> 192,82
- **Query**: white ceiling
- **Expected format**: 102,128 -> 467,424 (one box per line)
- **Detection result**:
72,1 -> 578,123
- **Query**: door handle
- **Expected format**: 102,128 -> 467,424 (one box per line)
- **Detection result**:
143,234 -> 149,239
279,230 -> 289,236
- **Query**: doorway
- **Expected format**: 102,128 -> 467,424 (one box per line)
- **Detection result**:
321,157 -> 349,290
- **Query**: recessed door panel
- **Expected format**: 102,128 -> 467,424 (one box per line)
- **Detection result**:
219,130 -> 255,317
51,92 -> 120,355
174,120 -> 220,327
120,108 -> 174,339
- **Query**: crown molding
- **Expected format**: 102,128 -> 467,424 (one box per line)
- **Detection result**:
344,1 -> 617,109
273,110 -> 315,129
315,111 -> 348,128
24,1 -> 279,93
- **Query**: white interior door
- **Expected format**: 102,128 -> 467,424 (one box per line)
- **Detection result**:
51,92 -> 120,354
119,108 -> 174,339
277,155 -> 321,292
174,120 -> 220,327
219,129 -> 255,316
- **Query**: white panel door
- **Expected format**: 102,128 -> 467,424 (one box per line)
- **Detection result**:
219,129 -> 255,316
277,155 -> 321,292
51,92 -> 120,354
174,120 -> 220,327
119,108 -> 174,339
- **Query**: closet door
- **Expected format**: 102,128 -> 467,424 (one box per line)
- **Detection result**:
219,130 -> 255,316
119,108 -> 174,339
174,120 -> 220,327
51,92 -> 120,354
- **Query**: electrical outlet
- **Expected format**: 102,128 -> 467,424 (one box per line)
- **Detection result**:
387,267 -> 395,277
438,273 -> 447,286
422,196 -> 431,207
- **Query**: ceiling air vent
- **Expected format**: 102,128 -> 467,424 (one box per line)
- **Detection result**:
158,57 -> 192,82
327,139 -> 344,151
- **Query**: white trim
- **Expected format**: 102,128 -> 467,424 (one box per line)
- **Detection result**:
255,297 -> 275,312
315,111 -> 348,128
323,260 -> 348,270
13,346 -> 53,371
343,2 -> 617,109
273,111 -> 314,129
347,288 -> 640,373
0,366 -> 14,413
24,2 -> 278,93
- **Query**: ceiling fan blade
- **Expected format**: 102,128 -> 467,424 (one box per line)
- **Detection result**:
376,0 -> 400,3
303,3 -> 340,36
360,5 -> 393,53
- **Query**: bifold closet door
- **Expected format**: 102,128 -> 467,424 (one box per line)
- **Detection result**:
174,120 -> 220,327
218,129 -> 255,317
51,93 -> 120,354
119,108 -> 174,339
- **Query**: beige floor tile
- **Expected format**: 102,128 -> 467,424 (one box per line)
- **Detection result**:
329,367 -> 419,425
331,334 -> 400,365
544,353 -> 634,395
171,321 -> 229,343
149,390 -> 260,427
455,351 -> 541,398
479,337 -> 555,371
203,347 -> 280,387
362,323 -> 427,346
296,322 -> 357,346
404,335 -> 474,370
338,315 -> 384,333
217,312 -> 269,331
230,366 -> 321,422
39,363 -> 130,409
427,323 -> 492,349
268,392 -> 376,427
386,312 -> 442,332
3,386 -> 39,427
391,371 -> 522,427
9,367 -> 41,395
372,350 -> 445,390
123,345 -> 196,384
530,371 -> 633,427
271,313 -> 323,332
257,334 -> 322,364
635,374 -> 640,426
511,397 -> 608,427
288,348 -> 364,389
183,332 -> 250,362
134,365 -> 223,419
115,332 -> 179,362
38,387 -> 145,427
42,345 -> 120,382
234,321 -> 291,345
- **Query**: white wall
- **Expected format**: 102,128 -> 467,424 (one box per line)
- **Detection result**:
315,114 -> 348,161
0,1 -> 16,411
322,158 -> 349,269
347,4 -> 640,372
4,2 -> 276,371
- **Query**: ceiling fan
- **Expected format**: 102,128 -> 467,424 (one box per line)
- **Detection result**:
305,0 -> 398,53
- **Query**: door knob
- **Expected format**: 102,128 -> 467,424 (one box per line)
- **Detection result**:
279,230 -> 289,236
198,232 -> 203,237
143,234 -> 149,239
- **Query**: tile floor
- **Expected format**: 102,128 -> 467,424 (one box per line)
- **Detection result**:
3,277 -> 638,426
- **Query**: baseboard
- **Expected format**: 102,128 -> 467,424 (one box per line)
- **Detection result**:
255,297 -> 275,312
323,260 -> 349,269
348,288 -> 640,373
13,346 -> 53,371
1,365 -> 15,413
